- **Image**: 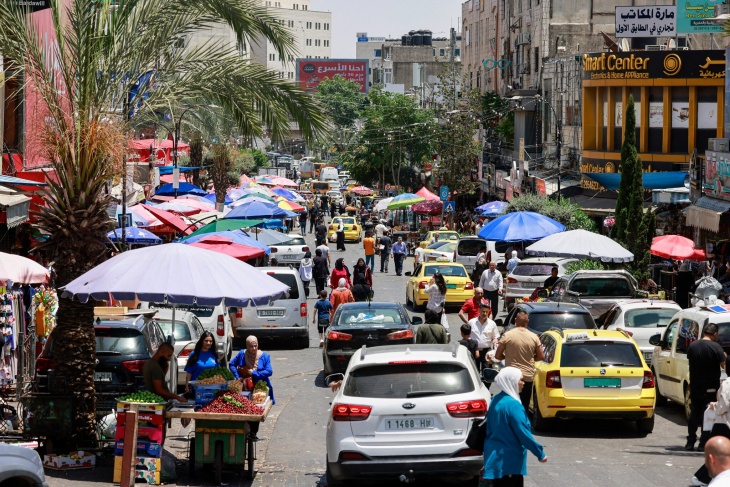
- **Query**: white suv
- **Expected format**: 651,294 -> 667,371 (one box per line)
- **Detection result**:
325,343 -> 490,486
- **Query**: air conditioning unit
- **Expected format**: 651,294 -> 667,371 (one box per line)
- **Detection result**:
645,45 -> 666,51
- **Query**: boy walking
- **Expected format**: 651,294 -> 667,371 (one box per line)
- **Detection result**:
313,290 -> 333,348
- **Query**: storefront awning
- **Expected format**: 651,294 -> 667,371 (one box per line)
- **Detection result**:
0,190 -> 31,228
652,187 -> 691,205
584,172 -> 687,191
685,196 -> 730,233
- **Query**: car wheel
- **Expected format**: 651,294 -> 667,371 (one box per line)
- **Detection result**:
684,385 -> 692,421
531,390 -> 551,432
325,457 -> 342,487
652,369 -> 668,407
636,414 -> 655,435
323,356 -> 333,377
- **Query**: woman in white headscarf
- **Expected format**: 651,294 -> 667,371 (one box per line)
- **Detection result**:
506,250 -> 521,274
483,367 -> 547,486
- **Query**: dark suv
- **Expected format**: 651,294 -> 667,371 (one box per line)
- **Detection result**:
35,310 -> 176,412
503,302 -> 596,336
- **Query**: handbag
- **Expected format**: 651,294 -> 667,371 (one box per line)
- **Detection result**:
465,417 -> 487,452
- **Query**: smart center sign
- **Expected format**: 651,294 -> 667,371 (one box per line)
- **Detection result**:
582,50 -> 726,81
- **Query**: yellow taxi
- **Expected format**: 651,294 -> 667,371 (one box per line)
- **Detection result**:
419,230 -> 460,248
532,328 -> 655,434
405,260 -> 474,311
327,216 -> 362,242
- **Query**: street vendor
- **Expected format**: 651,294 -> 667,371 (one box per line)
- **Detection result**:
229,336 -> 275,404
143,343 -> 187,402
184,331 -> 220,391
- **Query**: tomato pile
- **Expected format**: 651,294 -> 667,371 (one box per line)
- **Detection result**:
199,392 -> 264,415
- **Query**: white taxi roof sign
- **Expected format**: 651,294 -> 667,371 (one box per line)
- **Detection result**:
565,332 -> 590,342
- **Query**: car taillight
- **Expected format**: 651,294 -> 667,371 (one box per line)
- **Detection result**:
300,303 -> 308,317
329,225 -> 334,230
418,280 -> 428,289
178,344 -> 195,358
303,246 -> 309,253
327,330 -> 352,341
387,330 -> 414,340
353,225 -> 358,231
122,360 -> 146,374
217,315 -> 224,336
465,282 -> 474,290
507,277 -> 518,283
446,399 -> 488,418
643,370 -> 655,389
546,370 -> 562,388
236,308 -> 243,319
332,403 -> 372,421
36,357 -> 54,374
388,360 -> 427,364
486,251 -> 491,262
453,251 -> 456,261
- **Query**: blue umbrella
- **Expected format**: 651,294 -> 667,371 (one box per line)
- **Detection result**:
181,230 -> 270,254
225,200 -> 291,220
477,211 -> 566,242
107,227 -> 162,246
271,187 -> 297,200
203,193 -> 233,205
476,201 -> 507,216
155,182 -> 207,196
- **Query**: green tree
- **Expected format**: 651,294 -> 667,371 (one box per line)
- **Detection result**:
0,0 -> 325,445
505,194 -> 596,232
315,75 -> 364,129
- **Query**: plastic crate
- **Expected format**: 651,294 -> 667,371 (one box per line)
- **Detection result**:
189,381 -> 228,406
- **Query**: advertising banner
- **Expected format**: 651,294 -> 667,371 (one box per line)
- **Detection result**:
615,6 -> 676,38
677,0 -> 723,33
581,49 -> 726,81
296,59 -> 369,93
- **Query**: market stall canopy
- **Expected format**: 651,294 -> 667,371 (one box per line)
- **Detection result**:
277,200 -> 305,212
115,204 -> 159,227
187,236 -> 266,262
244,228 -> 292,245
374,197 -> 393,212
525,229 -> 634,263
651,234 -> 706,261
411,199 -> 443,216
478,211 -> 566,242
154,202 -> 200,215
107,227 -> 162,246
255,177 -> 276,186
230,196 -> 276,208
583,172 -> 687,191
61,243 -> 289,306
155,182 -> 207,196
140,204 -> 193,235
186,219 -> 266,239
271,187 -> 299,201
476,201 -> 507,216
158,166 -> 200,175
269,176 -> 298,188
0,252 -> 49,284
225,200 -> 293,220
387,193 -> 425,209
181,230 -> 270,254
167,198 -> 216,212
202,193 -> 233,205
351,186 -> 373,195
415,187 -> 440,201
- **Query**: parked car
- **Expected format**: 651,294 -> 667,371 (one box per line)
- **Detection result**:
423,241 -> 457,263
234,266 -> 309,348
533,328 -> 655,434
152,309 -> 205,391
547,270 -> 642,318
454,236 -> 509,276
0,443 -> 48,487
503,302 -> 596,335
327,216 -> 361,242
420,230 -> 460,248
143,301 -> 233,363
405,262 -> 474,311
650,307 -> 730,418
322,302 -> 422,375
269,235 -> 310,267
598,299 -> 681,365
504,257 -> 577,310
325,343 -> 490,486
35,310 -> 177,413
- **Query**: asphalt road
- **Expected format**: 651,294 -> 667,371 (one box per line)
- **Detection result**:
45,226 -> 706,487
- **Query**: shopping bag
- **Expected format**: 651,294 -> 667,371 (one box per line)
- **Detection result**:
465,417 -> 487,452
704,405 -> 717,431
440,311 -> 450,330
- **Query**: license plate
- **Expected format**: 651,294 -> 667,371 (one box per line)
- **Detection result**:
520,283 -> 539,289
258,310 -> 285,317
282,255 -> 299,260
584,378 -> 621,388
643,352 -> 653,362
446,283 -> 457,289
384,417 -> 433,430
94,372 -> 112,382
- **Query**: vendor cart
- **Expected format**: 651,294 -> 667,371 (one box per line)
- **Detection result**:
166,402 -> 271,483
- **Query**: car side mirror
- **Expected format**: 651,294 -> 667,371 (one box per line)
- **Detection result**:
411,316 -> 423,325
537,289 -> 548,299
649,333 -> 661,347
405,271 -> 412,277
166,334 -> 175,347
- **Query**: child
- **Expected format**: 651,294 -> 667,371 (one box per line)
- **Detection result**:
458,323 -> 480,363
313,290 -> 333,347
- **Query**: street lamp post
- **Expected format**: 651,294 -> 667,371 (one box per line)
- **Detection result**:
538,95 -> 563,200
172,105 -> 198,198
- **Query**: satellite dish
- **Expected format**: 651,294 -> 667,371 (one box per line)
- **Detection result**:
620,38 -> 630,52
667,38 -> 676,49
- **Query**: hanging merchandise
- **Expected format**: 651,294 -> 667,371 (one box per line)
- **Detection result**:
32,286 -> 58,338
0,293 -> 17,387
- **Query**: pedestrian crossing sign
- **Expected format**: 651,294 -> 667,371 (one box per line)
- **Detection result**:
444,201 -> 455,213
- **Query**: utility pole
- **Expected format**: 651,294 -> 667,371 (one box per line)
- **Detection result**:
450,27 -> 457,109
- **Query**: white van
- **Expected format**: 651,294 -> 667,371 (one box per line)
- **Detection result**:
320,167 -> 339,184
454,236 -> 508,276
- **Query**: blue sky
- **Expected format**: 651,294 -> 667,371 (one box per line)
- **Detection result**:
311,0 -> 462,58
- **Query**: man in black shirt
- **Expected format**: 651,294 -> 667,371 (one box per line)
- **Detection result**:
315,218 -> 328,246
320,195 -> 329,215
687,322 -> 727,451
543,267 -> 560,289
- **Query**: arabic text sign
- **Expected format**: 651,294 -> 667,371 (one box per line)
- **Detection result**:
677,0 -> 723,33
296,59 -> 369,93
615,6 -> 676,38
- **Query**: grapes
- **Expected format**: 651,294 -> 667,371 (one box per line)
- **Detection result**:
119,391 -> 164,403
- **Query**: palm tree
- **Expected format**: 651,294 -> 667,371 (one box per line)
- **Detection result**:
0,0 -> 325,445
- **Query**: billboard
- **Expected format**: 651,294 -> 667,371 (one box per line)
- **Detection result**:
296,59 -> 369,93
615,6 -> 676,38
677,0 -> 723,33
581,50 -> 726,81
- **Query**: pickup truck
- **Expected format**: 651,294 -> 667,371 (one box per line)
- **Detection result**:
547,269 -> 642,318
649,307 -> 730,419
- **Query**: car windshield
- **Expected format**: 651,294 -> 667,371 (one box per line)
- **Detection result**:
280,237 -> 306,246
150,303 -> 215,318
457,239 -> 483,256
95,328 -> 147,354
156,321 -> 192,341
623,308 -> 677,328
335,218 -> 356,225
424,265 -> 467,277
335,308 -> 404,326
440,233 -> 459,241
513,264 -> 556,276
528,312 -> 595,333
265,273 -> 299,299
427,241 -> 451,250
560,341 -> 642,367
344,363 -> 474,398
570,278 -> 632,297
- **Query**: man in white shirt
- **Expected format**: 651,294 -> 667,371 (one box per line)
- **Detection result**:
316,242 -> 331,266
478,261 -> 503,319
375,221 -> 389,239
429,232 -> 440,245
705,436 -> 730,486
468,300 -> 500,370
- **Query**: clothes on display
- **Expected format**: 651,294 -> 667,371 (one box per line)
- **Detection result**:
0,292 -> 22,388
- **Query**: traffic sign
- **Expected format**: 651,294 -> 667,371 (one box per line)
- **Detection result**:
444,201 -> 456,213
439,185 -> 449,201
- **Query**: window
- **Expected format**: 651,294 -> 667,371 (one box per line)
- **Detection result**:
288,72 -> 294,79
384,67 -> 392,84
324,40 -> 329,47
663,320 -> 678,351
288,55 -> 294,62
306,21 -> 312,29
156,320 -> 192,342
266,273 -> 300,299
676,318 -> 699,354
96,328 -> 147,355
540,335 -> 557,364
440,48 -> 445,56
513,263 -> 556,276
288,20 -> 294,27
527,312 -> 595,334
315,39 -> 320,46
306,39 -> 312,46
374,49 -> 382,57
423,265 -> 467,278
293,3 -> 298,8
560,342 -> 643,367
325,23 -> 330,30
344,363 -> 475,398
269,53 -> 276,61
623,308 -> 678,328
315,22 -> 321,29
455,48 -> 460,56
303,4 -> 307,9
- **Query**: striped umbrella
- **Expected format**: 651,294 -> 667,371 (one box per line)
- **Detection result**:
387,193 -> 425,209
277,200 -> 305,212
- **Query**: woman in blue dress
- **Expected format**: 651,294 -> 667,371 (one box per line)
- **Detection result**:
483,367 -> 547,486
184,331 -> 220,391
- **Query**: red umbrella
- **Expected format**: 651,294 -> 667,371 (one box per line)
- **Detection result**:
141,204 -> 193,235
416,186 -> 441,201
411,199 -> 444,216
188,236 -> 266,262
651,235 -> 706,261
351,185 -> 373,195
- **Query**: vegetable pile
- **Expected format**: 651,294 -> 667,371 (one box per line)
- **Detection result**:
199,392 -> 264,415
118,391 -> 164,403
198,367 -> 234,381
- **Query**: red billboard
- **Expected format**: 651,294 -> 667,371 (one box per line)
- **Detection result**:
297,59 -> 369,93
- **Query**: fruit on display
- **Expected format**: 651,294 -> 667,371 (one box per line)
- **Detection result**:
118,391 -> 165,403
195,375 -> 226,385
199,392 -> 264,415
227,379 -> 244,394
198,367 -> 234,381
